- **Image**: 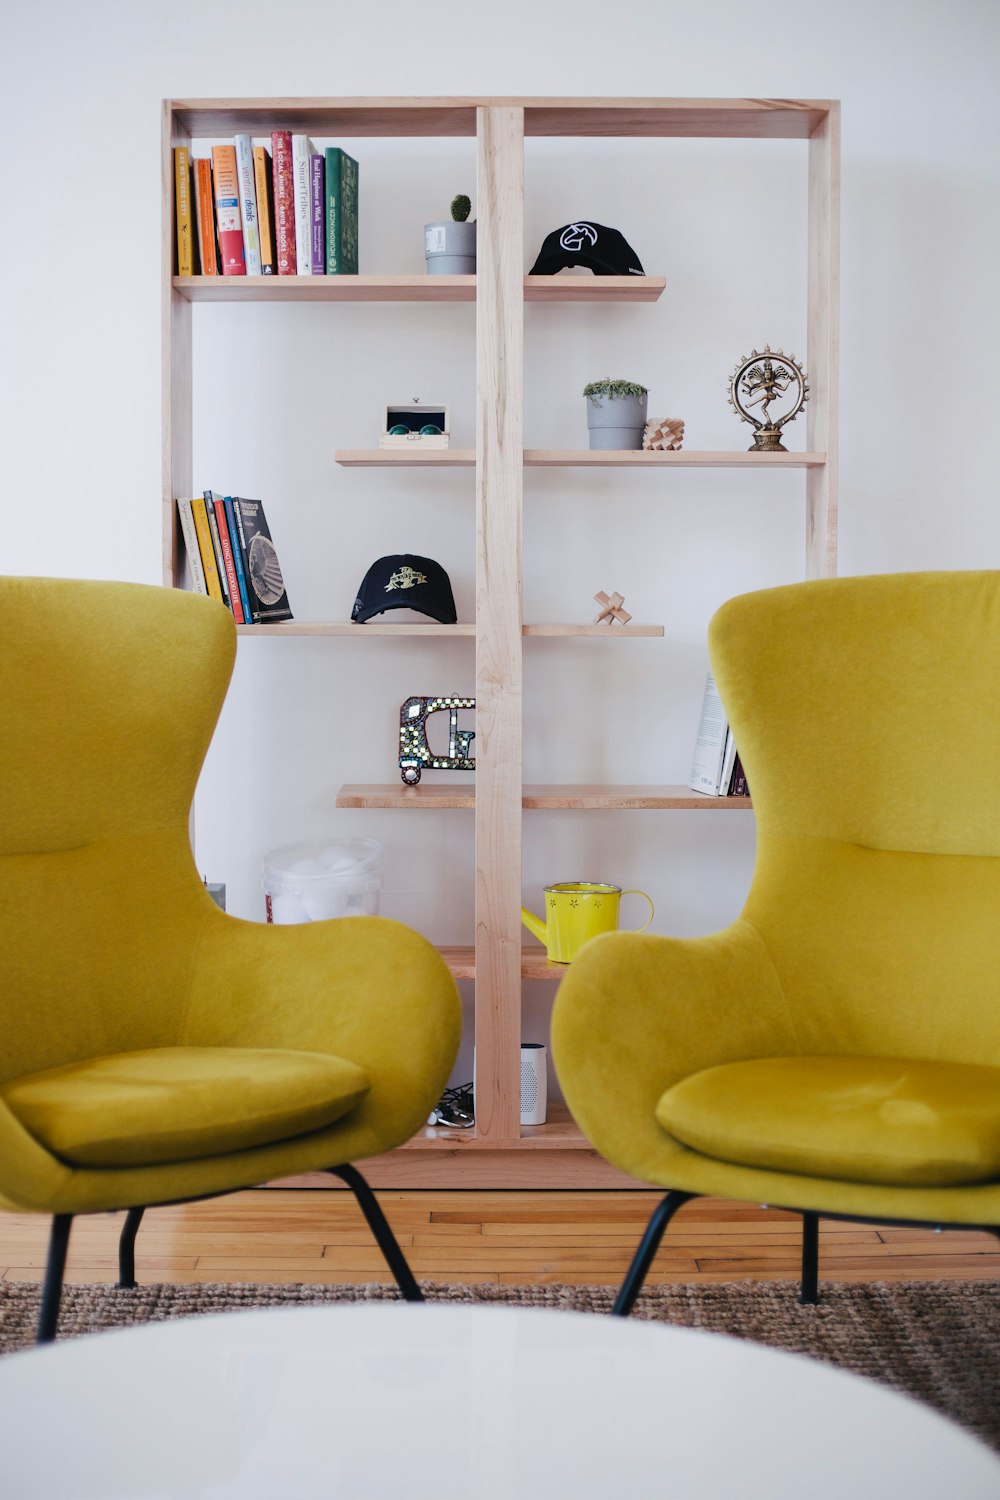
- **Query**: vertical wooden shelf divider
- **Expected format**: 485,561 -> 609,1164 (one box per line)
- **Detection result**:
474,106 -> 525,1144
805,102 -> 840,581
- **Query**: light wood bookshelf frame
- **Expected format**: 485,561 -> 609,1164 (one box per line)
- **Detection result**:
163,96 -> 839,1188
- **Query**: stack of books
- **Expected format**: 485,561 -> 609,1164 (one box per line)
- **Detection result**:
177,494 -> 293,625
688,670 -> 750,798
173,136 -> 359,277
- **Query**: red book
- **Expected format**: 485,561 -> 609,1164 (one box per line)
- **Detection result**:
210,145 -> 246,276
211,495 -> 246,622
271,130 -> 297,275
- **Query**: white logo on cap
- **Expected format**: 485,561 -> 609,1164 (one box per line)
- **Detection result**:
559,223 -> 599,253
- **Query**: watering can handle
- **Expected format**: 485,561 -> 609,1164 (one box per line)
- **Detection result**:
620,890 -> 654,933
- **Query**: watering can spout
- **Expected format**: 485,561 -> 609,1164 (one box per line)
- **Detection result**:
520,906 -> 547,946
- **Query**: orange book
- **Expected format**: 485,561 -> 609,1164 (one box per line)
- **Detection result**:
253,145 -> 276,274
193,157 -> 218,276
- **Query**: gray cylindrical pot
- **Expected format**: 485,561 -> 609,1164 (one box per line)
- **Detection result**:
585,391 -> 648,450
424,221 -> 477,274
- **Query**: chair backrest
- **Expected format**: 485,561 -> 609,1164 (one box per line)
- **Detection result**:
0,578 -> 235,1080
709,571 -> 1000,1062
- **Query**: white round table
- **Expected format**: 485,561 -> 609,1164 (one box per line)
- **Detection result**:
1,1302 -> 997,1498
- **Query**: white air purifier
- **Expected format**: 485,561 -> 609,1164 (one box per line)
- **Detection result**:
520,1043 -> 547,1126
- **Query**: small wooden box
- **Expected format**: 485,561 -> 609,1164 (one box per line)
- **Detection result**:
378,403 -> 450,450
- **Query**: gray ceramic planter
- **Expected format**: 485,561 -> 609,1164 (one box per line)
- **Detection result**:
425,221 -> 477,274
585,391 -> 648,450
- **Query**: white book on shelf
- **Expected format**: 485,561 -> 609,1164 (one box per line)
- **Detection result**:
176,498 -> 207,595
234,133 -> 262,275
291,134 -> 316,275
688,670 -> 729,795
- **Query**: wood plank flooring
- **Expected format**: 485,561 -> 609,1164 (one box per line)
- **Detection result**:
1,1191 -> 998,1288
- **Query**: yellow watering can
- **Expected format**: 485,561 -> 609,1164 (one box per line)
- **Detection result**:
521,881 -> 654,964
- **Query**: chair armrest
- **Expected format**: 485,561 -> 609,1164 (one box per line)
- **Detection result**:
550,920 -> 795,1182
181,913 -> 462,1148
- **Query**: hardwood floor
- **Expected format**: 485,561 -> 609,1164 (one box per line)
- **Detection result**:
1,1190 -> 998,1288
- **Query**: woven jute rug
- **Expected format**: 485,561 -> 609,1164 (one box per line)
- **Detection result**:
1,1279 -> 997,1452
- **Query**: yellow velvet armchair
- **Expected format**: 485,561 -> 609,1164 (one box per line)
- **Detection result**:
552,571 -> 1000,1313
0,578 -> 461,1340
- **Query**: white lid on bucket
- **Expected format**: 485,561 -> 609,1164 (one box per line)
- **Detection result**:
262,838 -> 382,896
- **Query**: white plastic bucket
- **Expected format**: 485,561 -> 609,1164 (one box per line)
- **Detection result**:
262,838 -> 382,924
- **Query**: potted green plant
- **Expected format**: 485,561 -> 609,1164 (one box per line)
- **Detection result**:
425,194 -> 477,275
583,378 -> 649,450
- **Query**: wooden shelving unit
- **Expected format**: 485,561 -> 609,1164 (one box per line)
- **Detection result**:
336,784 -> 753,811
163,95 -> 838,1188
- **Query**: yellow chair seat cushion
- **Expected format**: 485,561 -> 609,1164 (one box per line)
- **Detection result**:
656,1056 -> 1000,1188
2,1047 -> 370,1168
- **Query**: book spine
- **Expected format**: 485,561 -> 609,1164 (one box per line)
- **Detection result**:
212,496 -> 245,622
324,148 -> 341,275
234,133 -> 262,275
173,147 -> 194,276
211,145 -> 246,276
291,135 -> 314,275
192,158 -> 218,276
223,495 -> 254,624
253,146 -> 275,274
310,153 -> 325,275
203,491 -> 232,611
271,131 -> 296,275
231,497 -> 294,623
176,499 -> 207,593
229,497 -> 257,622
190,497 -> 224,603
340,150 -> 359,274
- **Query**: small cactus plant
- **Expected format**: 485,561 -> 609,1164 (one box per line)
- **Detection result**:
583,378 -> 648,404
451,194 -> 473,223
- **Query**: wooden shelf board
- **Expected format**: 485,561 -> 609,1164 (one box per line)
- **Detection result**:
169,97 -> 834,142
337,783 -> 476,809
336,784 -> 752,810
235,621 -> 475,637
524,623 -> 663,637
524,449 -> 827,468
439,945 -> 566,982
336,449 -> 476,467
524,274 -> 664,301
236,622 -> 659,637
335,448 -> 826,469
174,274 -> 664,304
523,784 -> 753,809
173,274 -> 476,303
404,1103 -> 589,1151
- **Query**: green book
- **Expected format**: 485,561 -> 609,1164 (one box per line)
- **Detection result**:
325,147 -> 359,274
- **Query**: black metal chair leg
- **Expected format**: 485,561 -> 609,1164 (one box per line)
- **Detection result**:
613,1191 -> 695,1318
800,1210 -> 820,1304
327,1164 -> 424,1302
118,1207 -> 146,1288
38,1214 -> 73,1345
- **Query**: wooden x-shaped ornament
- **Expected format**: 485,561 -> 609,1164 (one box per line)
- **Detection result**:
593,590 -> 632,626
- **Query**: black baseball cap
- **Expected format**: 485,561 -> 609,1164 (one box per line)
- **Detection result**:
351,554 -> 457,624
529,222 -> 645,277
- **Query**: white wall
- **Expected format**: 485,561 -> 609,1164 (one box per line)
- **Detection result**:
4,0 -> 998,1079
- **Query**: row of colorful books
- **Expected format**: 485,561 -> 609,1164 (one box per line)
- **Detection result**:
177,494 -> 293,624
173,135 -> 359,277
688,670 -> 750,798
